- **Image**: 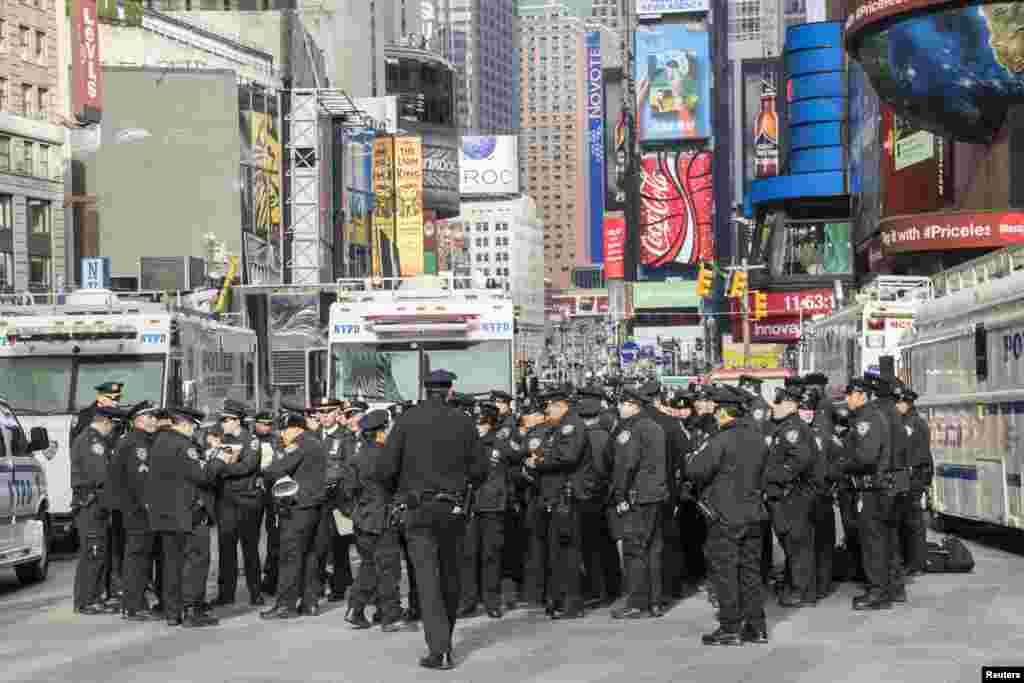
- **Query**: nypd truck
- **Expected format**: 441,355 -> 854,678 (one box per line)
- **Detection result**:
0,288 -> 259,546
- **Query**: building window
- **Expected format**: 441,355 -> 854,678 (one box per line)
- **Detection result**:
774,221 -> 852,276
37,144 -> 48,178
0,79 -> 6,112
21,83 -> 31,116
0,137 -> 8,172
0,20 -> 7,52
28,199 -> 50,233
0,195 -> 11,229
34,31 -> 44,63
29,255 -> 50,288
0,252 -> 11,290
19,25 -> 29,60
36,88 -> 47,118
20,140 -> 32,174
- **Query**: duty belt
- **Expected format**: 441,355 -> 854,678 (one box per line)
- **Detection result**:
853,473 -> 890,491
405,490 -> 464,508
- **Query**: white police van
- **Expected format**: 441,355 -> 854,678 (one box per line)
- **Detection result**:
0,399 -> 53,584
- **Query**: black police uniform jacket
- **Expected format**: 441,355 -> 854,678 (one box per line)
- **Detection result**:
220,429 -> 263,510
747,395 -> 773,436
321,425 -> 350,488
475,430 -> 519,514
531,414 -> 590,506
610,413 -> 667,506
146,429 -> 225,533
839,403 -> 890,478
70,426 -> 112,510
581,416 -> 612,500
874,396 -> 910,474
108,429 -> 154,531
903,409 -> 933,491
646,406 -> 687,503
373,396 -> 487,498
70,402 -> 100,445
687,419 -> 767,526
263,431 -> 328,508
762,414 -> 815,532
342,439 -> 393,534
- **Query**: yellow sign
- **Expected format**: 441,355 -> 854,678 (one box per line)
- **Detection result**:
394,136 -> 424,277
722,342 -> 785,369
251,112 -> 282,241
372,138 -> 396,278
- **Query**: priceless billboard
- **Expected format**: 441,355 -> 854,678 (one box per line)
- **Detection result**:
460,136 -> 520,195
741,59 -> 781,200
637,0 -> 711,14
635,23 -> 711,143
72,0 -> 103,124
603,212 -> 626,279
394,137 -> 425,277
880,210 -> 1024,255
882,107 -> 945,217
586,32 -> 606,264
639,148 -> 714,267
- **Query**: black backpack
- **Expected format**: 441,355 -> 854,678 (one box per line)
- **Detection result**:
925,536 -> 975,573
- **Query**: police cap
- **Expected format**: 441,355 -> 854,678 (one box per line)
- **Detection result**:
774,385 -> 804,404
153,408 -> 173,422
95,381 -> 124,396
710,387 -> 745,407
845,377 -> 872,395
425,369 -> 457,388
802,372 -> 828,387
313,397 -> 343,412
895,386 -> 918,403
477,402 -> 499,421
491,390 -> 513,403
345,401 -> 370,416
360,409 -> 390,433
540,386 -> 572,405
281,413 -> 307,430
639,381 -> 662,398
669,394 -> 693,410
128,401 -> 158,419
620,386 -> 651,406
254,411 -> 275,425
219,399 -> 248,421
738,375 -> 763,389
577,385 -> 606,401
576,397 -> 603,418
94,405 -> 128,421
168,406 -> 205,425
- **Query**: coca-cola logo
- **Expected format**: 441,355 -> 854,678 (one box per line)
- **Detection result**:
639,149 -> 714,267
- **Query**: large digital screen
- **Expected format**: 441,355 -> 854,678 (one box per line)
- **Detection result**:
634,23 -> 711,143
638,148 -> 714,267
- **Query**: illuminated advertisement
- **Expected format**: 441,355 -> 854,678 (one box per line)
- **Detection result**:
741,59 -> 782,199
634,23 -> 711,142
603,212 -> 626,279
856,2 -> 1024,143
637,0 -> 710,15
586,31 -> 606,264
460,136 -> 519,195
250,111 -> 282,245
394,137 -> 425,277
848,61 -> 883,245
97,0 -> 143,25
882,107 -> 945,217
343,127 -> 374,247
372,138 -> 398,278
880,210 -> 1024,255
639,148 -> 714,267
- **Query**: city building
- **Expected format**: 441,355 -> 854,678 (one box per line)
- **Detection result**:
517,0 -> 621,288
460,195 -> 545,360
0,0 -> 66,291
446,0 -> 519,135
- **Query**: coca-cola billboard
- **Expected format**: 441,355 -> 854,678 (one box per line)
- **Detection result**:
639,148 -> 714,267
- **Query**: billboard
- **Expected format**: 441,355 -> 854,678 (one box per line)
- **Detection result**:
72,0 -> 103,124
740,59 -> 781,199
460,136 -> 519,195
632,281 -> 699,309
604,71 -> 626,213
586,31 -> 606,264
882,107 -> 945,217
341,127 -> 374,248
880,210 -> 1024,255
250,111 -> 282,245
97,0 -> 143,25
372,138 -> 398,278
354,96 -> 398,133
634,23 -> 711,143
848,61 -> 883,246
603,212 -> 626,279
394,137 -> 425,276
639,148 -> 714,267
637,0 -> 711,14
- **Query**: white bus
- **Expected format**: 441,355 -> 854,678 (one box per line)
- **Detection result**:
900,251 -> 1024,530
328,274 -> 514,404
806,276 -> 933,399
0,288 -> 259,544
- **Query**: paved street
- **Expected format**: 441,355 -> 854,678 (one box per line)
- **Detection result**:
1,535 -> 1022,683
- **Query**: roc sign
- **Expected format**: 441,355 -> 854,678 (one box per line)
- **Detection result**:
73,0 -> 103,123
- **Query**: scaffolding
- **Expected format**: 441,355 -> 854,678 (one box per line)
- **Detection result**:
284,88 -> 386,285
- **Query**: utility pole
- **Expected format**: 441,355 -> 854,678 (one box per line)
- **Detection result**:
726,258 -> 766,368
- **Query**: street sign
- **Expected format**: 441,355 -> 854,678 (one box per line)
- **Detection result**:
81,257 -> 110,289
620,341 -> 639,362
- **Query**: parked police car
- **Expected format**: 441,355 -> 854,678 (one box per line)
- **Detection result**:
0,399 -> 52,584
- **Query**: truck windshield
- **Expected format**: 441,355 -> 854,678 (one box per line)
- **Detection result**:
0,356 -> 165,414
331,340 -> 513,401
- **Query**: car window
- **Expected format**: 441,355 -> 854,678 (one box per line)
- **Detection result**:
0,405 -> 12,460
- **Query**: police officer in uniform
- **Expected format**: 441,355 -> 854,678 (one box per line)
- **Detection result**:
895,387 -> 932,576
343,409 -> 405,631
681,385 -> 718,587
507,399 -> 546,610
576,395 -> 620,607
109,401 -> 160,620
738,375 -> 772,435
763,384 -> 817,607
71,381 -> 124,444
251,412 -> 281,595
840,378 -> 894,610
800,385 -> 838,600
316,398 -> 355,603
261,412 -> 328,619
688,386 -> 769,645
146,407 -> 231,627
215,401 -> 265,607
72,406 -> 125,614
492,390 -> 516,432
524,387 -> 590,621
372,369 -> 486,670
870,375 -> 911,603
610,387 -> 667,619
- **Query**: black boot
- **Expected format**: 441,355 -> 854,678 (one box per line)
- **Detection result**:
346,607 -> 372,629
852,590 -> 892,611
420,651 -> 455,670
182,605 -> 219,628
889,585 -> 907,604
260,604 -> 300,620
741,622 -> 769,644
701,627 -> 742,646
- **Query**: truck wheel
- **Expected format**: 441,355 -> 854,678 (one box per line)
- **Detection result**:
15,513 -> 50,585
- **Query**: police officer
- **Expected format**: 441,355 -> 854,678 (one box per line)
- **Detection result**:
840,378 -> 894,610
371,370 -> 486,670
261,412 -> 328,619
214,401 -> 264,607
317,397 -> 355,603
251,411 -> 281,596
800,385 -> 838,601
688,386 -> 769,645
738,375 -> 772,435
343,409 -> 404,632
146,407 -> 230,627
109,401 -> 160,620
763,384 -> 817,607
895,387 -> 932,577
71,381 -> 124,444
871,375 -> 911,602
610,387 -> 667,620
576,395 -> 620,607
492,390 -> 517,432
459,403 -> 513,619
680,385 -> 717,588
71,406 -> 124,615
524,386 -> 590,621
505,399 -> 545,611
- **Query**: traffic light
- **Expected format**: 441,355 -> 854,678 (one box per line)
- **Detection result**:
513,305 -> 521,334
727,269 -> 748,299
753,290 -> 768,320
695,262 -> 714,298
